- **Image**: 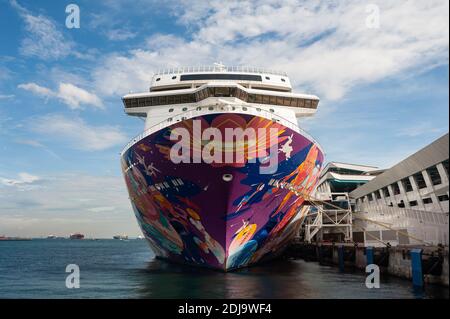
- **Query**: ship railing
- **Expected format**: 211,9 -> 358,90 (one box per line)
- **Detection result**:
120,102 -> 323,157
154,66 -> 288,77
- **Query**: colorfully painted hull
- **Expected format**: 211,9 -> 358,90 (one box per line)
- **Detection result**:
121,113 -> 324,270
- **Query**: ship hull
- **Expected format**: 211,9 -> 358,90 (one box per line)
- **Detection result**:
121,113 -> 324,271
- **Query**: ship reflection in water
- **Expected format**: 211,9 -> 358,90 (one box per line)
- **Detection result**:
0,239 -> 447,299
135,258 -> 447,299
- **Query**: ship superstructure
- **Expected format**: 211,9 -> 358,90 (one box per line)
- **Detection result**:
120,64 -> 324,270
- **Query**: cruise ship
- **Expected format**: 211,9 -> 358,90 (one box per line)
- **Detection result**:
120,64 -> 324,270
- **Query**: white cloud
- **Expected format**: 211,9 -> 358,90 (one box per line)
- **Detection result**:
18,82 -> 54,98
88,206 -> 116,213
0,172 -> 40,187
30,114 -> 128,151
106,29 -> 137,41
396,122 -> 447,137
92,0 -> 449,100
11,0 -> 74,60
0,94 -> 15,100
18,82 -> 103,109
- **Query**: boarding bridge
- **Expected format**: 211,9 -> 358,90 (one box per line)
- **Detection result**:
304,192 -> 353,243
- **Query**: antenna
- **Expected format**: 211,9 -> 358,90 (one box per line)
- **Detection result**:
213,62 -> 226,71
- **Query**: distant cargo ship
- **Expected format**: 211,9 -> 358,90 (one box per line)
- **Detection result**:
113,235 -> 128,240
69,233 -> 85,240
120,64 -> 324,271
0,235 -> 31,241
47,235 -> 57,239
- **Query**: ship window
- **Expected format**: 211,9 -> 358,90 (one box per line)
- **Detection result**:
159,96 -> 166,105
182,107 -> 188,111
290,98 -> 298,107
262,95 -> 270,104
189,94 -> 196,103
255,94 -> 262,103
426,165 -> 441,185
167,96 -> 175,104
423,197 -> 433,204
312,100 -> 319,108
169,108 -> 174,112
269,95 -> 277,104
281,78 -> 286,82
207,87 -> 214,97
229,87 -> 237,97
256,108 -> 261,112
270,109 -> 274,112
196,106 -> 202,111
242,106 -> 248,111
181,95 -> 189,103
172,76 -> 177,80
156,78 -> 161,81
167,117 -> 173,122
297,99 -> 305,107
438,194 -> 449,201
368,194 -> 373,201
305,99 -> 312,108
276,96 -> 284,105
215,87 -> 230,97
248,94 -> 256,103
283,97 -> 291,106
413,172 -> 427,189
208,106 -> 214,110
382,187 -> 390,197
265,76 -> 270,80
180,74 -> 262,81
173,95 -> 181,104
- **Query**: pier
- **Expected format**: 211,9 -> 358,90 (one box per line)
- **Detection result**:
285,241 -> 449,287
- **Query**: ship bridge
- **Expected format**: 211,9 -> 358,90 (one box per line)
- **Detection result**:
122,64 -> 320,134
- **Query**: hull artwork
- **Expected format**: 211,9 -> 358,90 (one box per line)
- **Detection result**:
121,113 -> 324,270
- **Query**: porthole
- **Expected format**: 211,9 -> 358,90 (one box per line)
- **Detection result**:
182,107 -> 188,111
167,118 -> 173,122
169,108 -> 174,112
242,107 -> 248,111
172,76 -> 177,80
196,107 -> 202,111
156,78 -> 161,81
281,78 -> 286,82
270,109 -> 275,112
222,174 -> 233,182
265,76 -> 270,80
232,106 -> 236,110
208,106 -> 214,110
256,108 -> 261,112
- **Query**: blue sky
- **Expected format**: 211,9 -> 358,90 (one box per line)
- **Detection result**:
0,0 -> 448,237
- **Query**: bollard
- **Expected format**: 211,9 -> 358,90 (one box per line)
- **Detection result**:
366,246 -> 374,266
338,245 -> 344,272
410,249 -> 423,288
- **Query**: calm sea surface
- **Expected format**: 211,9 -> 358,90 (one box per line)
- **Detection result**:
0,239 -> 447,299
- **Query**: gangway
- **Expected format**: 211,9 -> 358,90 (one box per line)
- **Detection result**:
304,192 -> 353,243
